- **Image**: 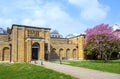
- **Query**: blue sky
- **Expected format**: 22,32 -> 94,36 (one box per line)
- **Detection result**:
0,0 -> 120,36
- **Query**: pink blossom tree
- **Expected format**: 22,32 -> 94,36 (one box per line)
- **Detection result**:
85,24 -> 120,62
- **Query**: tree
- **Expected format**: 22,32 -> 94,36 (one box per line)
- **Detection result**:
7,27 -> 11,34
84,24 -> 120,62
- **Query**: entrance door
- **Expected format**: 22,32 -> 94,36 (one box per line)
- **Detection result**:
32,48 -> 38,60
32,43 -> 39,60
44,43 -> 48,60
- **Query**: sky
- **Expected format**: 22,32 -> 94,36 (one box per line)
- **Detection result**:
0,0 -> 120,37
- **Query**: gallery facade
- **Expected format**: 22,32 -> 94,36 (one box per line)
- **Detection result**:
0,24 -> 85,62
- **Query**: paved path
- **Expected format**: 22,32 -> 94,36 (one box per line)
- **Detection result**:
32,61 -> 120,79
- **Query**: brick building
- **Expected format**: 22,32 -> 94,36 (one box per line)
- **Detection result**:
0,24 -> 85,62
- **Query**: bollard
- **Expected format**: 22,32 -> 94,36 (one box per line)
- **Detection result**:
60,59 -> 62,64
34,60 -> 37,64
41,61 -> 43,65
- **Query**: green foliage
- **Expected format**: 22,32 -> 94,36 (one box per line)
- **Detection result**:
85,24 -> 120,61
84,47 -> 94,55
0,63 -> 77,79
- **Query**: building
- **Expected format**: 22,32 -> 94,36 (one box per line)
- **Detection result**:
0,24 -> 85,62
113,29 -> 120,38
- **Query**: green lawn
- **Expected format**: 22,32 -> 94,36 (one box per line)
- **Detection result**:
0,63 -> 77,79
54,60 -> 120,74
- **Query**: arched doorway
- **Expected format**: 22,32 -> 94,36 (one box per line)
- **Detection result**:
72,49 -> 77,59
3,47 -> 11,61
32,43 -> 39,60
50,48 -> 59,59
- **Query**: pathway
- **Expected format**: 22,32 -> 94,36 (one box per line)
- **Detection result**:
31,61 -> 120,79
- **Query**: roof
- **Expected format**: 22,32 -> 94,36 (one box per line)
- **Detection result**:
0,33 -> 7,35
51,37 -> 67,39
66,34 -> 85,39
66,34 -> 75,38
51,30 -> 59,34
114,29 -> 120,32
50,30 -> 63,38
12,24 -> 51,30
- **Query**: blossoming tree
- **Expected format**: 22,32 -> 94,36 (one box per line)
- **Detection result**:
85,24 -> 120,62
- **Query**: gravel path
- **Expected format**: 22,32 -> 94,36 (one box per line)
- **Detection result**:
32,61 -> 120,79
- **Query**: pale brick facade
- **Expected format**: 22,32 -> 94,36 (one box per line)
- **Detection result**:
0,24 -> 85,62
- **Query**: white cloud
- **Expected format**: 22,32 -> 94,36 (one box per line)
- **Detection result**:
0,0 -> 85,36
22,18 -> 47,27
20,2 -> 81,36
0,18 -> 12,28
68,0 -> 109,21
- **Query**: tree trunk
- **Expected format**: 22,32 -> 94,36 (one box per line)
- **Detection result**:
108,52 -> 112,60
104,53 -> 108,63
98,51 -> 102,60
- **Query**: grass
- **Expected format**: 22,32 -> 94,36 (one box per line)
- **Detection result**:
0,63 -> 77,79
54,59 -> 120,74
